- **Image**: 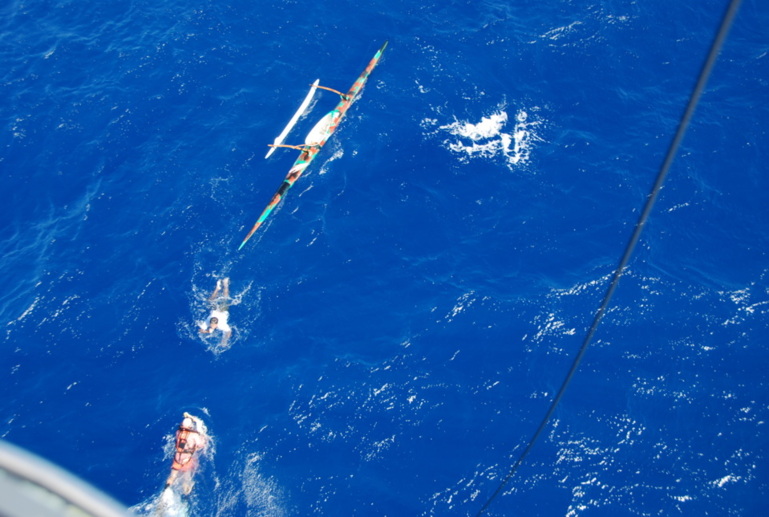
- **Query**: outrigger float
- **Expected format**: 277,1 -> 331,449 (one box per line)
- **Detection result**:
264,79 -> 319,159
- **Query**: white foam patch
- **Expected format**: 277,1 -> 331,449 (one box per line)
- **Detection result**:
722,281 -> 769,326
444,291 -> 478,323
130,487 -> 190,517
317,146 -> 344,176
423,109 -> 542,168
240,453 -> 286,516
13,297 -> 40,324
529,312 -> 577,346
538,21 -> 583,43
711,474 -> 741,488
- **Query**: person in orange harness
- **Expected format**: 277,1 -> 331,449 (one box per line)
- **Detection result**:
164,413 -> 207,493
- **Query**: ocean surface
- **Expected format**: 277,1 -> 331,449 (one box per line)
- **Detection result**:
2,0 -> 768,515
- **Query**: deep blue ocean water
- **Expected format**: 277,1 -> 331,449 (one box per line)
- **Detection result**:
2,0 -> 768,515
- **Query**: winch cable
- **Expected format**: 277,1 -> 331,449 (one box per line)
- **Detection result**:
476,0 -> 743,514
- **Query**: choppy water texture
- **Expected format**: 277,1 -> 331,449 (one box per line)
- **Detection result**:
2,0 -> 768,515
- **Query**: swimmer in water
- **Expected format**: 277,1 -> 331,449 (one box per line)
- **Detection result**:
199,278 -> 231,348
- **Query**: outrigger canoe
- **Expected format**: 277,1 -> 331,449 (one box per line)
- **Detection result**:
239,41 -> 388,250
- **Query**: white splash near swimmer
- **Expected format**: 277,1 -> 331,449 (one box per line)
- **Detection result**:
425,109 -> 541,167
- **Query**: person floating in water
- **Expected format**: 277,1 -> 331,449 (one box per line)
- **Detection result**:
199,277 -> 231,348
165,413 -> 207,494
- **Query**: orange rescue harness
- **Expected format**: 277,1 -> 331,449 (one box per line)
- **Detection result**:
171,426 -> 200,471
